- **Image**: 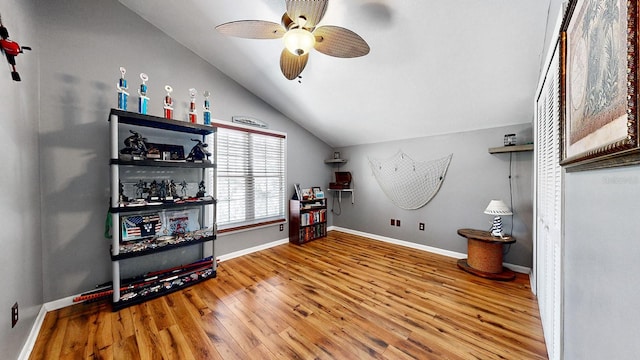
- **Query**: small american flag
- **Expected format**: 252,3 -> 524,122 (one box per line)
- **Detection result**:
122,214 -> 161,240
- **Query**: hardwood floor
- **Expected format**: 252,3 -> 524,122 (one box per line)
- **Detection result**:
29,231 -> 548,359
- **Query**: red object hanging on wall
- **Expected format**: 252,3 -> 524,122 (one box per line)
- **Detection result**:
0,13 -> 31,81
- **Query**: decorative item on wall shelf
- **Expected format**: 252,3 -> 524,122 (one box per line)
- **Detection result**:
559,0 -> 640,171
203,90 -> 211,125
369,151 -> 452,210
116,67 -> 128,110
504,134 -> 516,146
333,151 -> 340,159
232,116 -> 268,128
185,138 -> 211,163
163,85 -> 174,119
293,183 -> 302,200
119,130 -> 148,160
188,88 -> 197,123
138,73 -> 149,115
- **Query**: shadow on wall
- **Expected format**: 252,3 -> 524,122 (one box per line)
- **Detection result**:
39,73 -> 112,300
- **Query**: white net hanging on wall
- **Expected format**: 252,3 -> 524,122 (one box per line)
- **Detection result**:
369,151 -> 453,210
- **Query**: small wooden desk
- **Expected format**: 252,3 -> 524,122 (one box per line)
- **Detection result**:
457,228 -> 516,281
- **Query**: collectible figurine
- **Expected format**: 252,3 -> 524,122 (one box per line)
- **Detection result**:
169,180 -> 178,198
138,73 -> 149,114
180,180 -> 188,198
120,130 -> 148,158
0,13 -> 31,82
119,181 -> 129,203
163,85 -> 173,119
196,181 -> 206,198
159,180 -> 167,200
188,88 -> 197,123
149,180 -> 159,200
186,138 -> 211,163
116,67 -> 128,110
203,90 -> 211,125
134,180 -> 147,199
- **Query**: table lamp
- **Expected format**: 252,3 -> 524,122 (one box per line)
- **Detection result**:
484,200 -> 512,238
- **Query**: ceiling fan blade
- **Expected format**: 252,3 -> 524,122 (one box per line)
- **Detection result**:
280,49 -> 309,80
313,25 -> 370,58
216,20 -> 286,39
285,0 -> 328,29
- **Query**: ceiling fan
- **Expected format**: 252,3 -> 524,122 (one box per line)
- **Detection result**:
215,0 -> 370,80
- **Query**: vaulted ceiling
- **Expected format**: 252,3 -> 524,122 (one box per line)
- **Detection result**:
119,0 -> 551,147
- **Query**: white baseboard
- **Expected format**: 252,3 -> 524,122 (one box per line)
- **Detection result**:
217,237 -> 289,262
331,226 -> 531,275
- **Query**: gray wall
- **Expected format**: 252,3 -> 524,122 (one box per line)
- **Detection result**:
332,124 -> 534,268
564,168 -> 640,359
0,0 -> 42,358
33,0 -> 330,301
541,1 -> 640,358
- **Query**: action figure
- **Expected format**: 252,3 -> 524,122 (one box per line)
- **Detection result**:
196,181 -> 206,198
116,67 -> 128,110
159,180 -> 167,200
121,130 -> 148,157
180,180 -> 188,198
134,180 -> 147,199
118,181 -> 129,203
186,138 -> 211,163
169,180 -> 178,198
148,180 -> 159,199
0,13 -> 31,82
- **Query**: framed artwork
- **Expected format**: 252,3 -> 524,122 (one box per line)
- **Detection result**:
293,183 -> 302,200
560,0 -> 640,171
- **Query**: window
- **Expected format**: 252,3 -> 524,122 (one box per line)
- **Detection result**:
216,123 -> 286,233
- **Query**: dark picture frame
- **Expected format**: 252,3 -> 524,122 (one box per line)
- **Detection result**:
560,0 -> 640,171
293,183 -> 302,200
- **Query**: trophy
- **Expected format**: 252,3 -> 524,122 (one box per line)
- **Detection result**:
138,73 -> 149,115
163,85 -> 173,119
188,88 -> 197,123
203,90 -> 211,125
116,67 -> 128,110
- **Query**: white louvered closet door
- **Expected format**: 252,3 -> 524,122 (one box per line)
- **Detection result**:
534,40 -> 563,360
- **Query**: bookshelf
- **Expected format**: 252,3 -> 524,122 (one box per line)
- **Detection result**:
289,198 -> 327,244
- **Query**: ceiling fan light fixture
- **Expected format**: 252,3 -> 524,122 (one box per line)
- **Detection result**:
283,28 -> 315,56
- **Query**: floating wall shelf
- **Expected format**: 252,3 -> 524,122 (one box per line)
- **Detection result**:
488,144 -> 534,154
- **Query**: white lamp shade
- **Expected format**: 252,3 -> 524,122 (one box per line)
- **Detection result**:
484,200 -> 513,216
283,28 -> 316,56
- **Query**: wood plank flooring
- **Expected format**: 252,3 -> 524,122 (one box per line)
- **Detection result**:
29,231 -> 548,359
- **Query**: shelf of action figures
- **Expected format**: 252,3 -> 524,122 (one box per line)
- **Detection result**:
109,109 -> 215,135
111,158 -> 216,168
111,228 -> 216,260
111,197 -> 216,214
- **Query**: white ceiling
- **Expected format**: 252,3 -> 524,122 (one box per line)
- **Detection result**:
119,0 -> 551,147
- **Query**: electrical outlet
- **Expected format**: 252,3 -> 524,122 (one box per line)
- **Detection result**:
419,223 -> 425,231
390,219 -> 395,226
279,224 -> 284,231
396,220 -> 401,227
11,302 -> 18,328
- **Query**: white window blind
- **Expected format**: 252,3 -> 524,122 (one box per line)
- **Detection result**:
216,123 -> 286,232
